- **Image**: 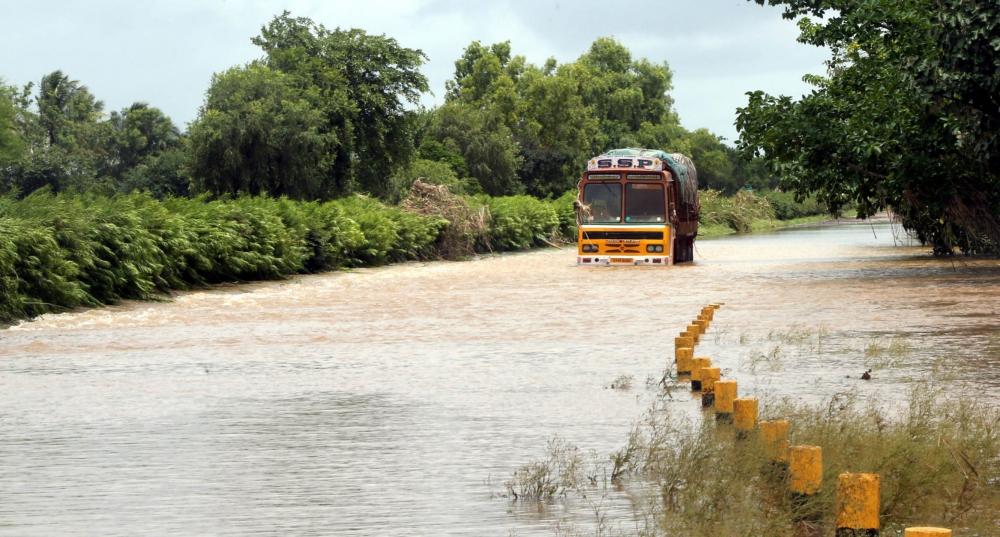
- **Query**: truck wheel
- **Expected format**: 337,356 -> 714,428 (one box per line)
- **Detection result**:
674,237 -> 691,263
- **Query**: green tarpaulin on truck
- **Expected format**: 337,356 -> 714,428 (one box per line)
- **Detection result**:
603,148 -> 699,207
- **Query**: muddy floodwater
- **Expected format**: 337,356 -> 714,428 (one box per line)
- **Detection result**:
1,220 -> 999,536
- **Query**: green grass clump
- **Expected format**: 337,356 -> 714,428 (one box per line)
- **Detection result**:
760,190 -> 827,220
480,194 -> 562,251
508,387 -> 1000,536
699,189 -> 776,234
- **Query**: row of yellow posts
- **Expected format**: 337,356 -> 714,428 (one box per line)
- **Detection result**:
674,305 -> 952,537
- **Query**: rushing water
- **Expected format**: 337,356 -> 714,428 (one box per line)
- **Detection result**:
1,221 -> 998,536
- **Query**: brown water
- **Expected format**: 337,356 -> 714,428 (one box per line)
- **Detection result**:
1,221 -> 998,536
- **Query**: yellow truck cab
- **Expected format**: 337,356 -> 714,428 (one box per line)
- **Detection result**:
575,149 -> 699,266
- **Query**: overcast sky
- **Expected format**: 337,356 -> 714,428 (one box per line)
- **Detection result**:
0,0 -> 829,143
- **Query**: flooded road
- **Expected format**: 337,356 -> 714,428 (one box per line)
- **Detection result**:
1,221 -> 999,536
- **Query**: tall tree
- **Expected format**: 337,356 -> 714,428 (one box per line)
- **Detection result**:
0,82 -> 23,165
37,71 -> 105,149
739,0 -> 1000,254
188,63 -> 335,199
435,37 -> 689,197
2,71 -> 109,194
106,102 -> 181,179
251,12 -> 429,198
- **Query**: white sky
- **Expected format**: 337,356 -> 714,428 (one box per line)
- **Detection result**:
0,0 -> 829,143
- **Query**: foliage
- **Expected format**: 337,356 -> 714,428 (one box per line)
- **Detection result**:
507,387 -> 1000,536
119,146 -> 192,198
1,72 -> 185,197
481,194 -> 561,251
700,189 -> 776,233
3,25 -> 769,206
649,389 -> 1000,535
0,187 -> 577,324
104,102 -> 182,180
248,11 -> 429,198
430,37 -> 734,198
761,190 -> 825,220
400,180 -> 489,258
738,0 -> 1000,255
0,83 -> 23,164
188,63 -> 336,199
428,101 -> 522,196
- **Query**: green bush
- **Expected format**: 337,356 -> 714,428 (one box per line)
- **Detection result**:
481,195 -> 561,251
699,189 -> 775,233
761,190 -> 826,220
551,190 -> 578,239
0,191 -> 449,323
0,187 -> 579,324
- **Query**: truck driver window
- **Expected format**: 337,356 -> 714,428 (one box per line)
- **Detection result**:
583,183 -> 622,223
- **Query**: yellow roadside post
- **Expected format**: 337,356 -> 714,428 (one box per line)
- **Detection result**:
675,347 -> 694,376
701,307 -> 714,321
733,398 -> 758,437
789,444 -> 823,518
686,324 -> 701,343
675,335 -> 694,349
713,380 -> 737,421
836,473 -> 880,536
904,529 -> 951,537
690,357 -> 712,391
700,367 -> 721,407
760,419 -> 790,464
693,319 -> 709,334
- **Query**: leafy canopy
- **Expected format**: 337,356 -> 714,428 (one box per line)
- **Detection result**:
738,0 -> 1000,254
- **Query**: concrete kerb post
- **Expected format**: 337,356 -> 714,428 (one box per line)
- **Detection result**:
675,347 -> 694,376
713,380 -> 737,421
836,473 -> 880,537
690,357 -> 712,391
700,367 -> 721,407
733,398 -> 759,438
686,324 -> 701,343
760,419 -> 790,463
789,445 -> 823,520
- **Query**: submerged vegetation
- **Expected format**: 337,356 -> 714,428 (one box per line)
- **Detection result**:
0,188 -> 570,324
507,387 -> 1000,536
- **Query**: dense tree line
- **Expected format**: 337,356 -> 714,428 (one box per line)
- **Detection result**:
8,6 -> 992,255
0,12 -> 764,205
738,0 -> 999,254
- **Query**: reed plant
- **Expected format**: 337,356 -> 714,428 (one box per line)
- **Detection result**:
507,384 -> 1000,536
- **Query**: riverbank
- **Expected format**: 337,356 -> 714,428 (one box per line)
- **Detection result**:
699,214 -> 850,239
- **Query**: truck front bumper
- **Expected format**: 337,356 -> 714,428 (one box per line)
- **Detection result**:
577,256 -> 671,266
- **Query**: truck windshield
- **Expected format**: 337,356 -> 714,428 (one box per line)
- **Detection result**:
625,183 -> 665,223
583,183 -> 622,223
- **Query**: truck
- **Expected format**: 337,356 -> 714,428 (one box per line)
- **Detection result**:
574,148 -> 699,265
